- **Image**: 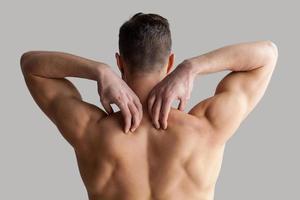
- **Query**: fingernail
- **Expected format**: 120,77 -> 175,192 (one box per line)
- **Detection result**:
156,123 -> 160,129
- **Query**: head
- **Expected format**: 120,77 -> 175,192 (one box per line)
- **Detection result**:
116,12 -> 174,82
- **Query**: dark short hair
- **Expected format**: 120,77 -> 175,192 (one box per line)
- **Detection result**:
118,12 -> 172,73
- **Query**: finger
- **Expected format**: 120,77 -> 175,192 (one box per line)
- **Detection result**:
152,98 -> 162,129
133,98 -> 143,125
178,98 -> 187,111
128,103 -> 139,132
159,97 -> 173,130
101,99 -> 113,114
147,94 -> 156,120
128,92 -> 143,123
118,102 -> 132,134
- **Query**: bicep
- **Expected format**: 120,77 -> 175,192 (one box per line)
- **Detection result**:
23,74 -> 107,147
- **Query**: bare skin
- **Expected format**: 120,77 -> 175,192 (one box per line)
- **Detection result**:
21,41 -> 278,200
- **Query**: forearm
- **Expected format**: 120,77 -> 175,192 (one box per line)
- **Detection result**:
184,40 -> 278,76
20,51 -> 108,81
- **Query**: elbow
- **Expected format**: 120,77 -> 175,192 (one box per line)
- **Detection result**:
263,40 -> 278,66
20,51 -> 31,67
20,51 -> 38,74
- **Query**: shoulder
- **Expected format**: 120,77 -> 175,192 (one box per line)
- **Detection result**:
167,108 -> 213,137
188,93 -> 246,145
97,111 -> 124,132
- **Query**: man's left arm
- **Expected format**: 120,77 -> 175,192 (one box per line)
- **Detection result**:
20,51 -> 142,148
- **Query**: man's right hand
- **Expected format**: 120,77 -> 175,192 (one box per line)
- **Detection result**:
97,65 -> 143,133
147,60 -> 196,130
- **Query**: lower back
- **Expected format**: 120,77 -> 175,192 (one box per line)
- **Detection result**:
75,109 -> 225,200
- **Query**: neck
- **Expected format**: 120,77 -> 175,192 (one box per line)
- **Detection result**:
124,73 -> 165,107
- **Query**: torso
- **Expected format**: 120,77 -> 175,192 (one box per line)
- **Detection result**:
75,109 -> 225,200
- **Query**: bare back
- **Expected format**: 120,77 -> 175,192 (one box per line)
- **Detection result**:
21,41 -> 277,200
76,108 -> 225,200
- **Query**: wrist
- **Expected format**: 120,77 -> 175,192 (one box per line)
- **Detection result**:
179,59 -> 197,79
96,62 -> 115,91
184,55 -> 210,76
96,62 -> 110,80
172,59 -> 196,82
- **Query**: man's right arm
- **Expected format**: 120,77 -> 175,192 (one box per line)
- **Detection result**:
187,41 -> 278,143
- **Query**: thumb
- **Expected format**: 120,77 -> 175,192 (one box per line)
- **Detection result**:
101,99 -> 113,114
178,98 -> 187,111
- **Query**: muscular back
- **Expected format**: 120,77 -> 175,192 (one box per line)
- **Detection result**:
76,108 -> 225,200
21,41 -> 277,200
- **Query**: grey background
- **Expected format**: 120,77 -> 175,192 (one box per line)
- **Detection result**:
0,0 -> 299,199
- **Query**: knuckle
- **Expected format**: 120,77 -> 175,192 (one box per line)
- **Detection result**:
117,95 -> 123,101
159,116 -> 165,123
126,108 -> 132,115
122,108 -> 130,116
138,104 -> 143,112
114,95 -> 122,102
165,97 -> 172,104
132,110 -> 138,117
126,117 -> 131,124
147,100 -> 153,108
127,94 -> 134,102
121,91 -> 127,97
153,104 -> 160,113
160,114 -> 167,124
152,109 -> 156,118
118,103 -> 125,109
152,111 -> 158,120
130,103 -> 138,112
161,111 -> 167,118
133,98 -> 139,105
164,90 -> 172,97
134,118 -> 138,126
166,94 -> 174,101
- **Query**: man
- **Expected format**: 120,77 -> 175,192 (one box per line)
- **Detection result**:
21,12 -> 278,200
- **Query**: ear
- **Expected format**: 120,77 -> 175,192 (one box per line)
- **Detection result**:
166,53 -> 174,74
115,52 -> 124,74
